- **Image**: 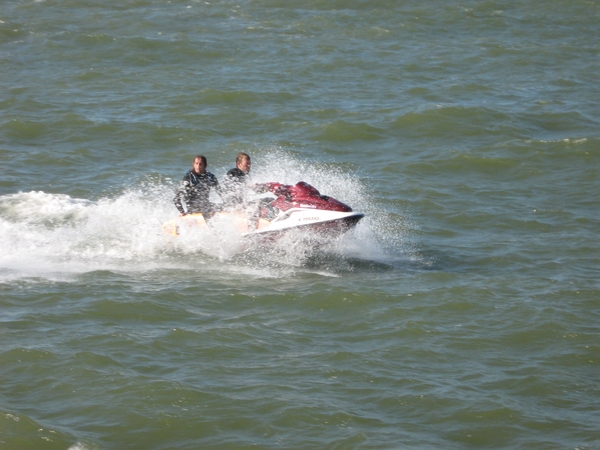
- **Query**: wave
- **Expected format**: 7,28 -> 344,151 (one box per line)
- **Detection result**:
0,151 -> 413,282
0,407 -> 81,449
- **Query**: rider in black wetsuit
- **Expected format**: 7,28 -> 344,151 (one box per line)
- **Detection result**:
173,155 -> 221,217
222,153 -> 277,226
222,152 -> 252,209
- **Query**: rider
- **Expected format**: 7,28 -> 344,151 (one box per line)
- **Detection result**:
173,154 -> 221,217
222,152 -> 252,208
222,152 -> 279,229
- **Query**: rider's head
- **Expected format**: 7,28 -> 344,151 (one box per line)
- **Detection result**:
236,152 -> 251,173
192,155 -> 207,175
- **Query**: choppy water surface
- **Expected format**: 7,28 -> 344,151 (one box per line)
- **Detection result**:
1,0 -> 599,449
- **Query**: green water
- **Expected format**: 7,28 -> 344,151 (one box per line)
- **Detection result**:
1,0 -> 599,449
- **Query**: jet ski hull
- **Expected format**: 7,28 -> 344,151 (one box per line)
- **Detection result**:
162,210 -> 363,238
162,181 -> 364,240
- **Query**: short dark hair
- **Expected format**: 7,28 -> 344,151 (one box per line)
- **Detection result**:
193,155 -> 207,165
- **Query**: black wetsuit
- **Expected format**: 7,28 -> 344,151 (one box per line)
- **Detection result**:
222,167 -> 249,208
222,168 -> 278,223
226,167 -> 248,182
173,170 -> 221,216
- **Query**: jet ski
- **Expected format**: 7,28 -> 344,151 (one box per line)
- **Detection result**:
162,181 -> 364,239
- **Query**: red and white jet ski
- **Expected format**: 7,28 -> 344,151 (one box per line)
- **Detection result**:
162,181 -> 364,239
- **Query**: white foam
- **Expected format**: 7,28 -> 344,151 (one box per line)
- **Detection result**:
0,151 -> 410,281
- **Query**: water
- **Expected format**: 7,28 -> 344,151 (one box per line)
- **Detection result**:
1,0 -> 599,449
